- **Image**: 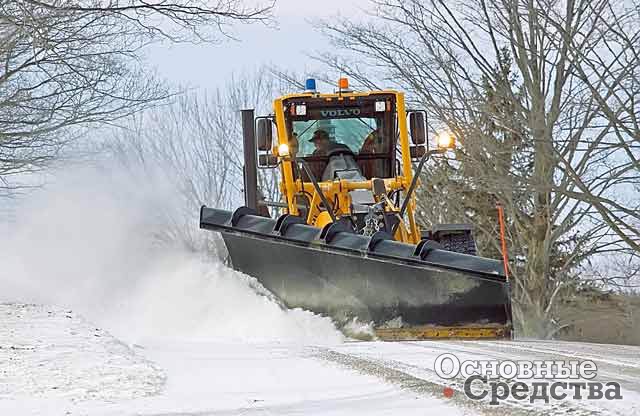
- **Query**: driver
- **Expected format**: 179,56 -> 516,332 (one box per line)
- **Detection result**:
309,129 -> 332,156
360,118 -> 386,154
305,129 -> 339,180
360,129 -> 379,154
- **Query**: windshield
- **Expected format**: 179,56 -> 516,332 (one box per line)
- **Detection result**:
293,117 -> 388,157
283,95 -> 397,180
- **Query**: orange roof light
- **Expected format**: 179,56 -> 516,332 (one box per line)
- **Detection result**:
338,77 -> 349,90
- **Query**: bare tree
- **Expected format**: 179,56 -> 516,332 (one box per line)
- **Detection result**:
317,0 -> 640,337
0,0 -> 273,195
102,69 -> 295,251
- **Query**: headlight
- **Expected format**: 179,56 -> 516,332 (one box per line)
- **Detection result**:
277,143 -> 290,157
436,131 -> 455,149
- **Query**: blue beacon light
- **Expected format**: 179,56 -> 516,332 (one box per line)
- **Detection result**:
305,78 -> 317,92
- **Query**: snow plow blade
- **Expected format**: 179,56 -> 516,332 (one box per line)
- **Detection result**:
200,206 -> 513,340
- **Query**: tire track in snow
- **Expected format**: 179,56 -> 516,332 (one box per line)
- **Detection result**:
315,342 -> 639,416
314,347 -> 548,416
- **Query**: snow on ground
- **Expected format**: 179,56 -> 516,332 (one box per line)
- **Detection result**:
3,301 -> 640,416
0,303 -> 472,416
0,304 -> 164,404
327,339 -> 640,416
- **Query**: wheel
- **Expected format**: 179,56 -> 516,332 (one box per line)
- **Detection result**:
438,231 -> 477,255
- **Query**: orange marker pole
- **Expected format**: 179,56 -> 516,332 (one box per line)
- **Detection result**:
497,204 -> 510,280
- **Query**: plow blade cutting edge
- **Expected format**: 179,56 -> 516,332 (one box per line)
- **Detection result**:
200,206 -> 513,340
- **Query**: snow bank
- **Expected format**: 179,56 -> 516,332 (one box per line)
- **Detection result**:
0,165 -> 343,345
0,303 -> 164,402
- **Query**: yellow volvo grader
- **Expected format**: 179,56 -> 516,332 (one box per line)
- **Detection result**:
200,78 -> 512,340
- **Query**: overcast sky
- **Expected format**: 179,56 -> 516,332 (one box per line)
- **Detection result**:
146,0 -> 371,90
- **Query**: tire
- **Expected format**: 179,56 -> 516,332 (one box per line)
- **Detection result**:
438,231 -> 477,255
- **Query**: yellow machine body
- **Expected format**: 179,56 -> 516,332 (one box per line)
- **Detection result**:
271,90 -> 421,244
199,83 -> 513,341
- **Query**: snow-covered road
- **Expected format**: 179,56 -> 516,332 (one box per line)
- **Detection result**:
324,339 -> 640,415
2,304 -> 639,416
0,304 -> 469,416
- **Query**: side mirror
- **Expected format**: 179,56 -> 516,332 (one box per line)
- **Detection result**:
409,145 -> 426,160
409,112 -> 426,145
258,154 -> 278,168
256,117 -> 277,168
256,118 -> 273,151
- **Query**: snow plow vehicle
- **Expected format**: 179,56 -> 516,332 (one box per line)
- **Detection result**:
200,78 -> 513,340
